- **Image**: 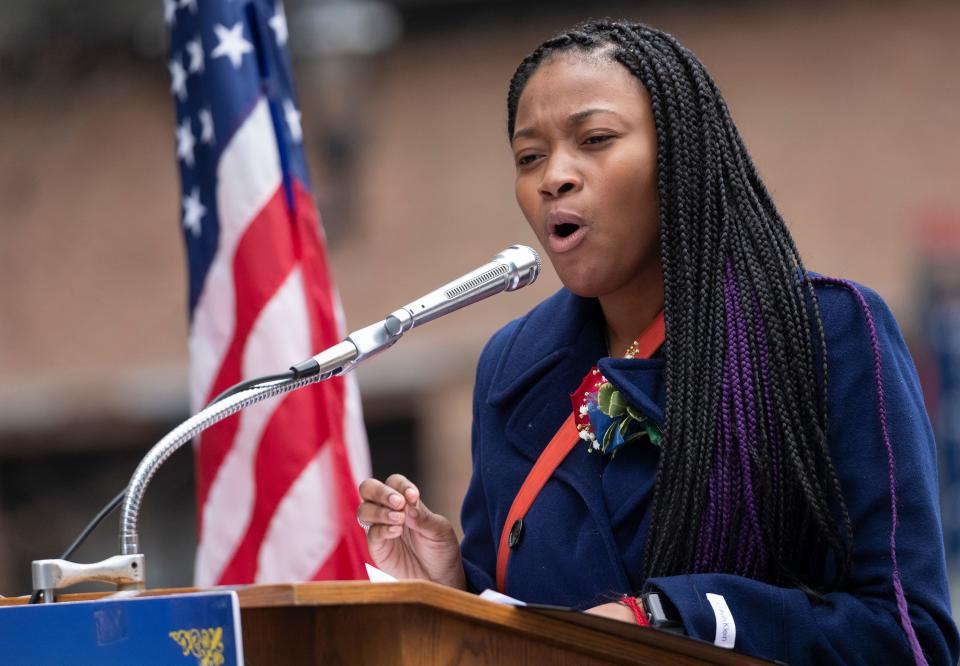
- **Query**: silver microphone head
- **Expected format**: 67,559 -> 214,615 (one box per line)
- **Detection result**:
494,244 -> 541,291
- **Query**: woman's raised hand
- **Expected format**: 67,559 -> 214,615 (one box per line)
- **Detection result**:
357,474 -> 466,590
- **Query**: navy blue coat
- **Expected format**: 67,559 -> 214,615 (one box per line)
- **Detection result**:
460,279 -> 959,665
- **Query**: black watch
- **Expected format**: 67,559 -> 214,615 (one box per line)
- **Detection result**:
640,591 -> 685,634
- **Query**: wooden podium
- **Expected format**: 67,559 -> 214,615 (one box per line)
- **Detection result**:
1,581 -> 772,665
237,581 -> 777,665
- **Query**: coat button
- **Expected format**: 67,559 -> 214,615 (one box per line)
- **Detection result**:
508,518 -> 524,549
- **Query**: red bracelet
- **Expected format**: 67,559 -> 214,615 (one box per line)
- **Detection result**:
620,595 -> 649,627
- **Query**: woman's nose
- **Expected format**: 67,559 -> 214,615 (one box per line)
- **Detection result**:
538,156 -> 582,199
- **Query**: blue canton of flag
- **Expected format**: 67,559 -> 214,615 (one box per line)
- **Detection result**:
168,0 -> 310,314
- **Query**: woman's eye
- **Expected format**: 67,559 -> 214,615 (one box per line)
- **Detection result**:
584,134 -> 615,145
516,154 -> 540,167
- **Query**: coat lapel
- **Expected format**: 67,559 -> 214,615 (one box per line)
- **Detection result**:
486,289 -> 604,463
484,290 -> 631,589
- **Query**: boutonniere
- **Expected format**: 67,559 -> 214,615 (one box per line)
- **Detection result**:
571,368 -> 662,457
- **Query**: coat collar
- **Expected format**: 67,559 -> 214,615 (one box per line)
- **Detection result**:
598,357 -> 666,427
486,287 -> 666,429
487,288 -> 605,409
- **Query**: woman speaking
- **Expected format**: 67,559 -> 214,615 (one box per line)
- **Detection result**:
356,19 -> 958,665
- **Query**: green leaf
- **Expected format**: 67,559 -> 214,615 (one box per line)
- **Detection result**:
597,383 -> 614,412
607,391 -> 627,417
623,432 -> 648,445
625,405 -> 644,421
601,423 -> 616,452
618,416 -> 632,436
606,390 -> 627,417
645,423 -> 663,446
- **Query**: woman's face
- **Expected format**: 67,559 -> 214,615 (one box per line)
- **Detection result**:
512,52 -> 661,300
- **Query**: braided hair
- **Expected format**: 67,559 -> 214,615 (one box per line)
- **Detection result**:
507,20 -> 853,591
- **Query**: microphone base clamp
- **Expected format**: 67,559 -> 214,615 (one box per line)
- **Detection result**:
31,554 -> 146,603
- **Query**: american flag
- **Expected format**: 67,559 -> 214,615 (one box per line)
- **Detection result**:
166,0 -> 371,585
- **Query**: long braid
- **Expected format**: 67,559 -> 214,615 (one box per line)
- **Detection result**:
506,20 -> 853,592
720,94 -> 852,579
613,22 -> 717,574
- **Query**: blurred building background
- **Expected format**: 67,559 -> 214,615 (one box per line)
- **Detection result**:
0,0 -> 958,618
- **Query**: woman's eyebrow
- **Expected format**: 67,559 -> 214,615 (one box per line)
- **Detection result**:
512,108 -> 621,143
512,126 -> 538,142
567,107 -> 619,125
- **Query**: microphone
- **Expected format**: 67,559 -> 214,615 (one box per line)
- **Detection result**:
386,244 -> 541,333
291,245 -> 541,378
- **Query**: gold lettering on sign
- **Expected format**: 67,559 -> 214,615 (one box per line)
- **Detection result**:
169,627 -> 226,666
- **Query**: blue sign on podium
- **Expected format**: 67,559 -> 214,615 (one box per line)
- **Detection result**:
0,591 -> 244,665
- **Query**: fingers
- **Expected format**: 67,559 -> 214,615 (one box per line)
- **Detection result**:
358,474 -> 451,539
366,523 -> 404,542
357,475 -> 422,542
385,474 -> 420,507
379,474 -> 437,534
401,499 -> 452,538
357,479 -> 404,513
357,502 -> 405,528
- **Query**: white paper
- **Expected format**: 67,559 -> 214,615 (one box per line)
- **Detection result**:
364,563 -> 399,582
706,592 -> 736,649
479,589 -> 527,606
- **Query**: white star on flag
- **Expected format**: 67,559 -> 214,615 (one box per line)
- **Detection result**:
211,23 -> 254,70
169,56 -> 188,102
163,0 -> 177,26
269,4 -> 289,46
199,108 -> 215,144
186,37 -> 205,74
283,99 -> 303,142
182,187 -> 207,237
176,119 -> 196,167
178,0 -> 198,14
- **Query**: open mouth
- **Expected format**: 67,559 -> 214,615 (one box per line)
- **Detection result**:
545,212 -> 588,253
554,222 -> 580,238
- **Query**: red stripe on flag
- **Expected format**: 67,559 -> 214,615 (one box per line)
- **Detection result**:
294,183 -> 370,575
292,184 -> 342,355
215,383 -> 325,584
312,526 -> 368,581
195,187 -> 297,530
